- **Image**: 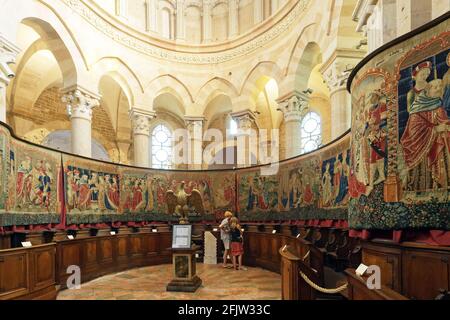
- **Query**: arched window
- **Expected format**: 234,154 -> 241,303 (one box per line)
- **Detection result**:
300,112 -> 321,153
42,130 -> 110,161
151,124 -> 173,169
228,116 -> 238,136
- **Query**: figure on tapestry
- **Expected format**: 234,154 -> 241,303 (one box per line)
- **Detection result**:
212,174 -> 235,211
321,151 -> 350,207
240,172 -> 278,212
122,175 -> 147,212
350,75 -> 388,197
65,166 -> 120,213
398,50 -> 450,192
15,156 -> 54,210
366,89 -> 388,187
282,159 -> 320,210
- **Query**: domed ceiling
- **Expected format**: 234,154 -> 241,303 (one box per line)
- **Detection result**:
91,0 -> 294,44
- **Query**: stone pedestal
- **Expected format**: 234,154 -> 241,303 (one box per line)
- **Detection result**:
167,245 -> 202,292
203,231 -> 217,265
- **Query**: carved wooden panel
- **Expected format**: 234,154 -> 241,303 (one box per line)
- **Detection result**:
61,243 -> 81,271
129,235 -> 144,256
159,233 -> 171,254
362,243 -> 401,291
117,237 -> 128,258
260,235 -> 269,258
271,236 -> 281,262
402,250 -> 450,300
99,238 -> 113,264
147,234 -> 158,254
83,240 -> 98,266
0,252 -> 28,299
32,247 -> 55,291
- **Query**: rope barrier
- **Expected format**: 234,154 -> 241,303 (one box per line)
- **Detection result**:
302,250 -> 310,261
299,271 -> 348,294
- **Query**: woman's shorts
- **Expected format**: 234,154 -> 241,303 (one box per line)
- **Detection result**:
222,239 -> 230,250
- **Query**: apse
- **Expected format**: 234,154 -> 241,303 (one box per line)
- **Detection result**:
0,0 -> 449,307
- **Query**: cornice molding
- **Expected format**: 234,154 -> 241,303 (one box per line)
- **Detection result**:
59,0 -> 311,64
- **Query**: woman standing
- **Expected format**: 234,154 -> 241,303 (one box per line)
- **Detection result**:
230,217 -> 247,271
219,211 -> 233,268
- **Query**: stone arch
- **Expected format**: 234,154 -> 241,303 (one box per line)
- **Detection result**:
19,17 -> 88,88
9,40 -> 63,115
193,77 -> 239,116
153,90 -> 187,125
90,57 -> 145,109
9,14 -> 91,114
283,23 -> 327,94
235,61 -> 284,112
146,74 -> 193,113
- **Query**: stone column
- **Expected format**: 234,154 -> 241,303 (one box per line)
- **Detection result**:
145,0 -> 158,32
396,0 -> 432,36
185,116 -> 204,170
115,0 -> 128,18
271,0 -> 279,14
277,91 -> 309,158
353,0 -> 397,54
432,0 -> 450,19
176,0 -> 185,41
0,81 -> 8,123
130,109 -> 155,167
321,56 -> 361,140
61,87 -> 100,158
229,0 -> 239,38
202,2 -> 212,43
254,0 -> 264,24
0,35 -> 19,123
231,110 -> 257,167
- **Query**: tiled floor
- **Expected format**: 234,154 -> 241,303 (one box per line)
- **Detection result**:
57,264 -> 281,300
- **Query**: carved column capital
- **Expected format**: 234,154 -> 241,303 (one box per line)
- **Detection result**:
231,110 -> 256,135
185,116 -> 204,139
320,55 -> 362,94
61,87 -> 100,121
0,34 -> 19,85
130,109 -> 156,136
277,91 -> 310,123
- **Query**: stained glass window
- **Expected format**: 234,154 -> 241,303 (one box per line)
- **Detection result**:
300,112 -> 321,153
151,124 -> 173,169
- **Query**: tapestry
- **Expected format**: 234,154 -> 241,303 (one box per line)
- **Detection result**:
237,136 -> 350,221
237,168 -> 279,221
1,138 -> 61,226
62,155 -> 120,224
349,21 -> 450,230
0,126 -> 10,212
118,168 -> 235,222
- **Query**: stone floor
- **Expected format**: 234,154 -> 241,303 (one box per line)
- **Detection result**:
57,264 -> 281,300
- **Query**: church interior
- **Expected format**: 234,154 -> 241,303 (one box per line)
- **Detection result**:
0,0 -> 449,302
